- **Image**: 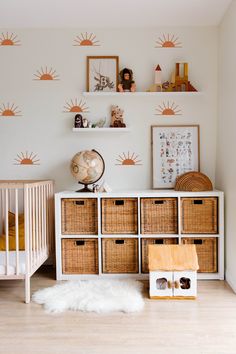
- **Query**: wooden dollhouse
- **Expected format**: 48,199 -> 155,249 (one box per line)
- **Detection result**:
149,244 -> 199,299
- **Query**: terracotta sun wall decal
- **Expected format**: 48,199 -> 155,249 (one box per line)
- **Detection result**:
0,32 -> 21,46
155,34 -> 182,48
116,152 -> 142,166
155,102 -> 182,116
33,67 -> 60,80
63,99 -> 89,113
14,151 -> 40,165
0,103 -> 22,116
73,32 -> 100,46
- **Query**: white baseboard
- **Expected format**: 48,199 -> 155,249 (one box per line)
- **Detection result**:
226,271 -> 236,293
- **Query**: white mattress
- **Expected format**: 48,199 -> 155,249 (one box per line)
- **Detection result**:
0,251 -> 26,275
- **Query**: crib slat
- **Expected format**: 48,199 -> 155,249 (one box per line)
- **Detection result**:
5,189 -> 9,275
15,189 -> 20,275
35,186 -> 39,264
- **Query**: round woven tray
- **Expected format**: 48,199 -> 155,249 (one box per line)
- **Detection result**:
175,171 -> 213,191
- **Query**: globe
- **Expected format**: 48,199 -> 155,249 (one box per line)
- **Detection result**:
70,149 -> 105,192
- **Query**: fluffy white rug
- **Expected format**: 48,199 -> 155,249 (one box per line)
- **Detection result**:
33,279 -> 144,314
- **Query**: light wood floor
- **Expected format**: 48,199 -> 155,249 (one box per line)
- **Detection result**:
1,268 -> 236,354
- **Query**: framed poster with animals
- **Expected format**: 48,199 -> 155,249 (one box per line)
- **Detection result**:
152,125 -> 200,189
87,56 -> 119,92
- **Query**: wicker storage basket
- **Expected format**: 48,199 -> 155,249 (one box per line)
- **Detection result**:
181,197 -> 218,234
182,237 -> 217,273
101,198 -> 138,234
102,238 -> 139,273
62,238 -> 98,274
141,198 -> 178,234
61,198 -> 98,235
141,237 -> 179,273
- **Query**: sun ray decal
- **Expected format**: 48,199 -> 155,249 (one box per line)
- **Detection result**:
63,98 -> 89,113
155,102 -> 182,116
155,33 -> 182,48
73,32 -> 100,46
116,152 -> 142,166
0,32 -> 21,46
33,66 -> 60,80
14,151 -> 40,165
0,103 -> 22,116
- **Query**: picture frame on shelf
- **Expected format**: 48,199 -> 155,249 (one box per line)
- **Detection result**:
86,56 -> 119,92
151,125 -> 200,189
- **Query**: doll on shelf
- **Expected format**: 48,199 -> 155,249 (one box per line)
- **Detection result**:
118,68 -> 136,92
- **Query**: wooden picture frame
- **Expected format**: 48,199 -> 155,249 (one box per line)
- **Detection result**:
151,125 -> 200,189
86,56 -> 119,92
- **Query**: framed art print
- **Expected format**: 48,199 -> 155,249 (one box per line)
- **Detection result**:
86,56 -> 119,92
152,125 -> 200,189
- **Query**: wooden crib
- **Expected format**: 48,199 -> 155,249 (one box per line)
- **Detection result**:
0,180 -> 54,303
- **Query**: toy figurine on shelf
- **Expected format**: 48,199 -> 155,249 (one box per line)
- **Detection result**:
110,105 -> 126,127
118,68 -> 136,92
146,64 -> 162,92
74,114 -> 83,128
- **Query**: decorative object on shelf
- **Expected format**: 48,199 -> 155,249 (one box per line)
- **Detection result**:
14,151 -> 40,165
155,33 -> 182,48
33,66 -> 60,81
70,149 -> 105,192
152,125 -> 200,189
87,56 -> 119,92
98,181 -> 112,192
118,68 -> 136,92
110,105 -> 126,127
149,245 -> 198,299
82,117 -> 88,128
74,114 -> 84,128
155,101 -> 182,116
175,171 -> 213,191
116,152 -> 142,165
64,98 -> 89,113
0,102 -> 22,116
147,65 -> 162,92
73,32 -> 100,46
0,32 -> 21,46
162,63 -> 197,92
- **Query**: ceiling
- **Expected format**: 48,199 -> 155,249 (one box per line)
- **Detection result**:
0,0 -> 232,28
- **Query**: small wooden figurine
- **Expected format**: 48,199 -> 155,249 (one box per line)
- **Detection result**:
118,68 -> 136,92
110,105 -> 126,127
154,65 -> 162,91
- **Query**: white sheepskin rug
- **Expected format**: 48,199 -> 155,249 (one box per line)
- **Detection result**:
32,279 -> 144,314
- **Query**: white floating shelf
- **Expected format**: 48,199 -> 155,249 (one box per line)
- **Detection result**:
72,127 -> 131,133
83,91 -> 202,97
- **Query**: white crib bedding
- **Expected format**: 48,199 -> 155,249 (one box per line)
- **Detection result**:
0,251 -> 26,275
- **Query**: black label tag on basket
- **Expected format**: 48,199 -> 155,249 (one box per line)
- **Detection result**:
193,200 -> 203,205
115,200 -> 124,206
75,240 -> 85,246
155,239 -> 164,244
194,239 -> 203,244
154,200 -> 164,204
115,240 -> 124,244
75,200 -> 85,206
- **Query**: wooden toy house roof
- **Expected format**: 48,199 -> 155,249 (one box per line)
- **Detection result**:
148,245 -> 199,271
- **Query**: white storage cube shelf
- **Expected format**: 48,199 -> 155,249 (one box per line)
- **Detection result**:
55,190 -> 224,281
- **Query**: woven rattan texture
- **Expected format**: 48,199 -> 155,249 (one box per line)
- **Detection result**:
175,171 -> 213,191
181,197 -> 218,234
101,198 -> 138,234
141,198 -> 178,234
102,238 -> 139,273
61,198 -> 98,235
62,238 -> 98,274
182,237 -> 217,272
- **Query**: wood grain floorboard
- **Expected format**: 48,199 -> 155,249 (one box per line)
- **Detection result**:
0,267 -> 236,354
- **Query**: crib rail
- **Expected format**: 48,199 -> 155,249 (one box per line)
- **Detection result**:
0,180 -> 54,278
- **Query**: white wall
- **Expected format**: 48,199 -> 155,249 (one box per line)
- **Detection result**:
217,2 -> 236,291
0,27 -> 218,192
